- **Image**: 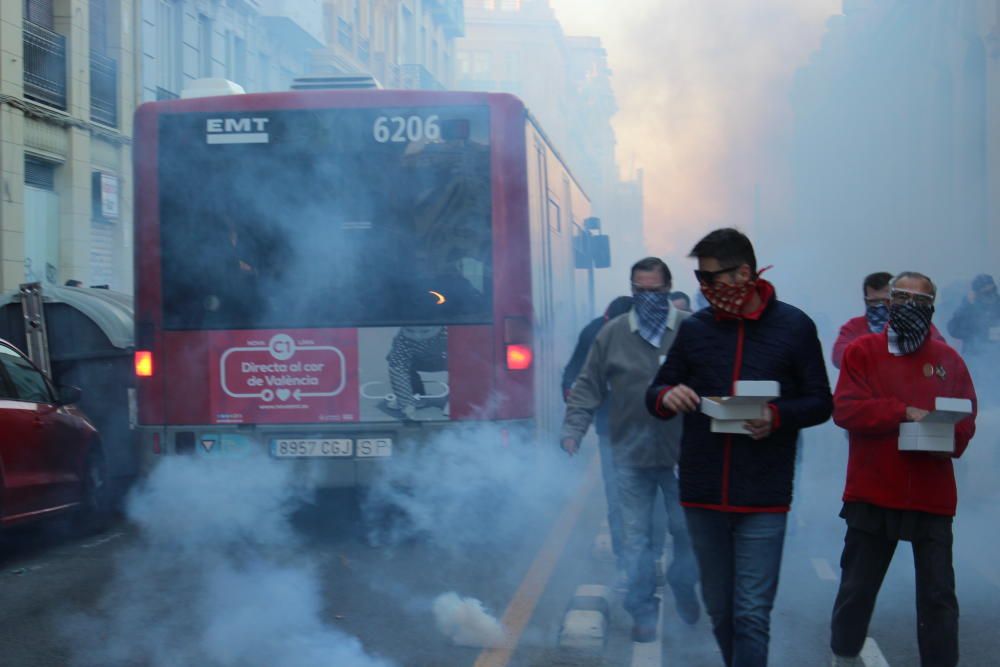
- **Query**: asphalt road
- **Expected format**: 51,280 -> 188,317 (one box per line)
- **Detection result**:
1,431 -> 999,667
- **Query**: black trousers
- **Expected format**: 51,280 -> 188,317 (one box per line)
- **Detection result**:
830,521 -> 958,667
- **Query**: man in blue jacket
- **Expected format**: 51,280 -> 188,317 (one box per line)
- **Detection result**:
646,228 -> 832,667
561,295 -> 634,583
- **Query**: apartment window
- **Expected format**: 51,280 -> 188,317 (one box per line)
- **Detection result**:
473,52 -> 492,77
258,53 -> 270,92
499,0 -> 521,9
24,0 -> 55,29
432,40 -> 439,74
226,32 -> 246,86
505,52 -> 519,79
400,7 -> 415,63
420,26 -> 427,64
457,52 -> 470,77
23,157 -> 60,286
156,0 -> 179,94
89,0 -> 108,55
198,14 -> 213,77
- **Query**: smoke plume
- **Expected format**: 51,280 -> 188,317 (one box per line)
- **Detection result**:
62,455 -> 392,667
432,592 -> 507,648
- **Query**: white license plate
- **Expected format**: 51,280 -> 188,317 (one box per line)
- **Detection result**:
356,438 -> 393,458
271,438 -> 353,458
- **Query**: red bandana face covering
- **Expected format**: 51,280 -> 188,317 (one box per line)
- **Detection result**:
701,279 -> 754,316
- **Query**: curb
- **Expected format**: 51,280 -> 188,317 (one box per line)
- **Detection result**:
558,584 -> 611,650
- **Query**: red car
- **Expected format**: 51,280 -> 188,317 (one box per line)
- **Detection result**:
0,339 -> 107,528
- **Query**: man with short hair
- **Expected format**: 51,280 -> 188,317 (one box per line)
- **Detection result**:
669,290 -> 692,313
830,271 -> 977,667
561,295 -> 634,583
561,257 -> 700,643
833,272 -> 944,368
647,228 -> 832,667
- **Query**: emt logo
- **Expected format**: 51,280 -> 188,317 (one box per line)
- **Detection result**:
205,117 -> 270,144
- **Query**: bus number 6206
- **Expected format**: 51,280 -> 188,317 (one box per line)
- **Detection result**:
373,115 -> 441,144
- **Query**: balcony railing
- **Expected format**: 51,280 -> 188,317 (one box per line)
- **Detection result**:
24,21 -> 67,110
358,36 -> 370,64
399,64 -> 445,91
337,18 -> 353,50
89,52 -> 118,127
431,0 -> 465,38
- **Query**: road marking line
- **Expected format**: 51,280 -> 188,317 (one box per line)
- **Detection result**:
472,454 -> 600,667
630,591 -> 664,667
81,532 -> 124,549
861,637 -> 890,667
811,557 -> 838,582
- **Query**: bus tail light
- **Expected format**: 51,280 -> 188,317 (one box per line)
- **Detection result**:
506,344 -> 533,370
504,316 -> 533,371
135,350 -> 154,377
152,432 -> 162,455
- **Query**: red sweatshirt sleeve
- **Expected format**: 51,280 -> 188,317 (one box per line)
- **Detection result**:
949,352 -> 978,458
833,340 -> 908,434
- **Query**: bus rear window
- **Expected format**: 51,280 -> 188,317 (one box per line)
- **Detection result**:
156,105 -> 492,330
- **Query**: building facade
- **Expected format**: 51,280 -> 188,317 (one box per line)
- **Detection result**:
140,0 -> 325,101
455,0 -> 645,309
785,0 -> 1000,318
0,0 -> 137,292
312,0 -> 464,90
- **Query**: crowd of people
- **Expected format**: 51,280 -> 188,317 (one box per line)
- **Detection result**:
560,228 -> 979,667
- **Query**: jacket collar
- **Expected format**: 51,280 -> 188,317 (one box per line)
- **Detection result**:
629,303 -> 681,335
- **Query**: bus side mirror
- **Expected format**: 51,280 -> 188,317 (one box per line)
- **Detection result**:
590,234 -> 611,269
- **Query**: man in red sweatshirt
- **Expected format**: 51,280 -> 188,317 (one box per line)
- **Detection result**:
830,271 -> 977,667
832,271 -> 944,369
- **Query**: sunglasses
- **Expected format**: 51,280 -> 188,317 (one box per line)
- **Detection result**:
694,265 -> 740,285
889,289 -> 935,307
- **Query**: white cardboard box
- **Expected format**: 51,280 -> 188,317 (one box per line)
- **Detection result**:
898,397 -> 973,453
701,381 -> 780,434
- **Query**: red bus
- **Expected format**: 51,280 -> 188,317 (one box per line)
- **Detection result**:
133,88 -> 597,486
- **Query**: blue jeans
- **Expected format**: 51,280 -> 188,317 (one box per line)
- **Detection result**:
684,508 -> 787,667
617,465 -> 699,622
597,435 -> 624,565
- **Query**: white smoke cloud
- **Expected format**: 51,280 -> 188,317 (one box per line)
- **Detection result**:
63,455 -> 393,667
362,423 -> 577,553
432,592 -> 507,648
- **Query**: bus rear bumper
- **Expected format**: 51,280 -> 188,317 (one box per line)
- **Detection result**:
135,419 -> 535,488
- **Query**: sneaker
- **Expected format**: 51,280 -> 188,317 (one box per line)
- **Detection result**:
673,585 -> 701,625
831,654 -> 864,667
631,620 -> 657,643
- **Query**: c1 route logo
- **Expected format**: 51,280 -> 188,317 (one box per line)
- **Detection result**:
220,334 -> 346,403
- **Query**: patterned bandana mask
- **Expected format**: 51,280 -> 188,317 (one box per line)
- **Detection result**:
865,303 -> 890,334
888,302 -> 934,355
700,280 -> 754,317
633,292 -> 672,346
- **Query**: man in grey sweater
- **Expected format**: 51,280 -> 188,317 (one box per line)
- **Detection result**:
560,257 -> 700,643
